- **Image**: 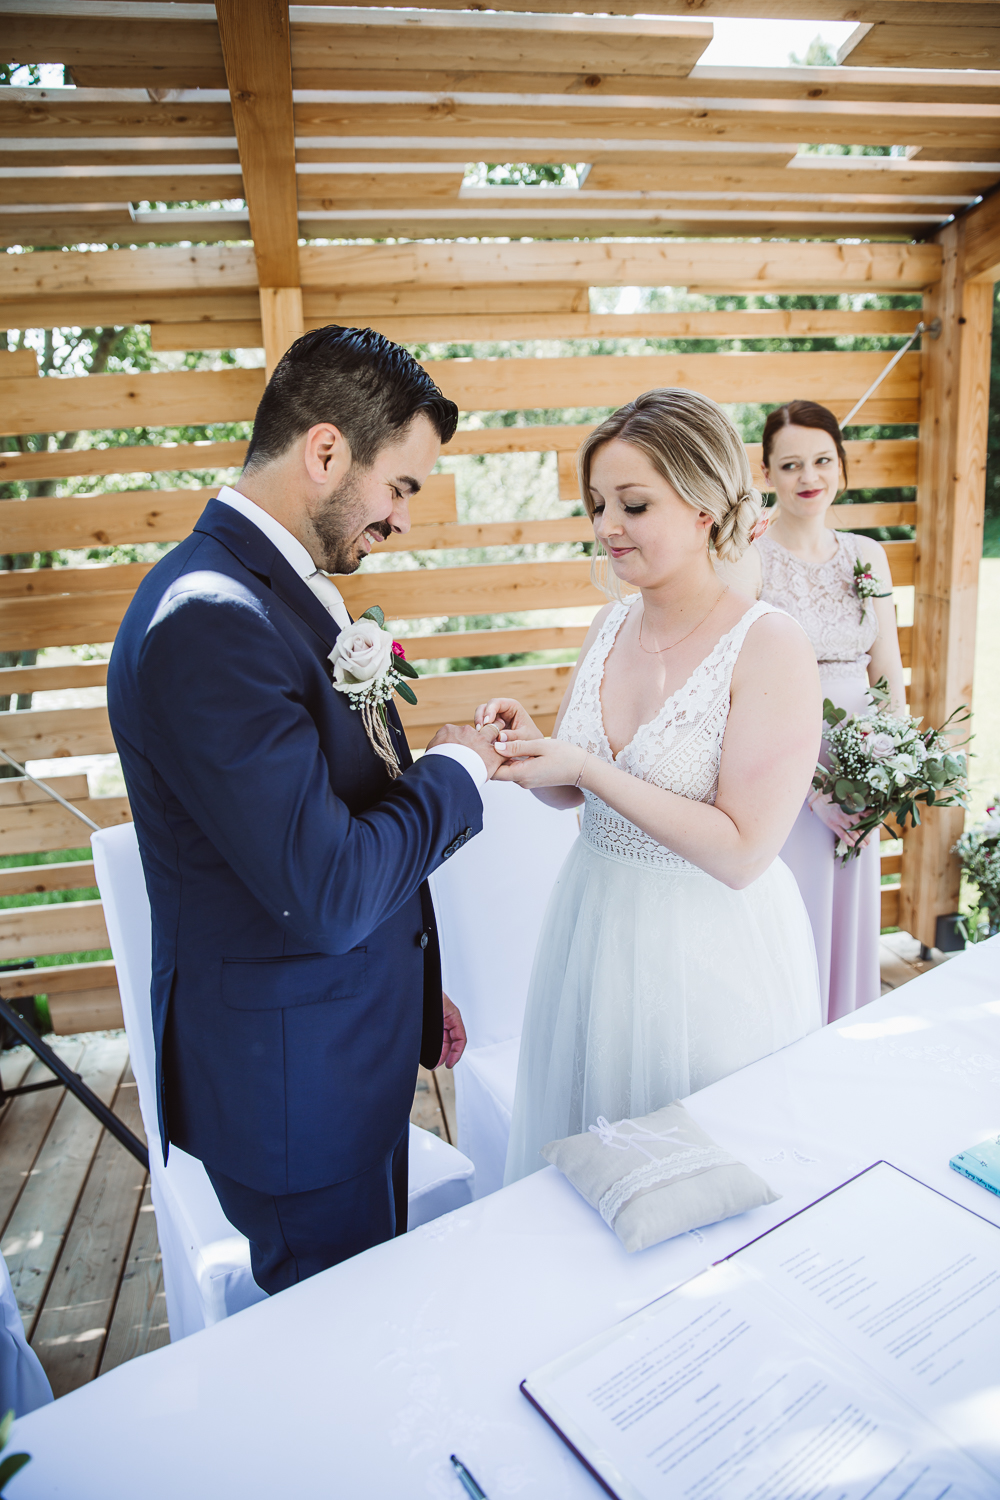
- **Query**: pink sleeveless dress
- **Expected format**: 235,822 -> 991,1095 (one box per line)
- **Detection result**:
757,530 -> 882,1023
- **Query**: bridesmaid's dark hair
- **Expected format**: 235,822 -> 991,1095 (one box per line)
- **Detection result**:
761,401 -> 849,492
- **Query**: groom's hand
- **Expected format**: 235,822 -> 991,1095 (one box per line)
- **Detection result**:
437,990 -> 467,1069
427,722 -> 503,778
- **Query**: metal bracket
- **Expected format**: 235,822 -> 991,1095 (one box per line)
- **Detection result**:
0,996 -> 149,1169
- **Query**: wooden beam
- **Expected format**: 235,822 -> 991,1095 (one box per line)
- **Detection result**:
0,172 -> 244,207
0,241 -> 939,309
396,662 -> 573,749
902,218 -> 994,948
216,0 -> 298,290
0,441 -> 247,484
400,624 -> 592,661
0,663 -> 107,696
47,987 -> 123,1034
0,368 -> 265,439
2,7 -> 225,87
297,241 -> 941,294
422,349 -> 921,419
0,206 -> 136,248
0,899 -> 109,964
0,87 -> 233,138
291,10 -> 712,82
0,350 -> 38,379
839,21 -> 1000,70
0,957 -> 116,1001
584,161 -> 1000,198
962,188 -> 1000,284
0,244 -> 257,303
0,783 -> 127,852
0,348 -> 921,439
259,285 -> 304,378
0,474 -> 455,554
150,308 -> 926,352
296,211 -> 946,244
290,95 -> 1000,158
0,860 -> 98,898
275,1 -> 1000,19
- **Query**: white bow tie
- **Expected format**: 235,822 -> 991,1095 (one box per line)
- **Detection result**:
304,571 -> 352,632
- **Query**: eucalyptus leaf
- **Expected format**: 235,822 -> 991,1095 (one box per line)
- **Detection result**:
360,606 -> 385,628
395,681 -> 418,706
0,1452 -> 30,1489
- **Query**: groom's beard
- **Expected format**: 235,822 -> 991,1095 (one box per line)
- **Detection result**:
312,468 -> 391,575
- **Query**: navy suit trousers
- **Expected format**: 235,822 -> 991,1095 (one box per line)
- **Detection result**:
207,1125 -> 409,1295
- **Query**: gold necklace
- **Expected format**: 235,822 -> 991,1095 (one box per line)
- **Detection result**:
637,586 -> 730,655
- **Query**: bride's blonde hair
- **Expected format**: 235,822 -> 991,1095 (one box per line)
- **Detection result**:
578,388 -> 762,600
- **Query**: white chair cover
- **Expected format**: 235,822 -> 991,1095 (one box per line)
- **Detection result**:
0,1250 -> 51,1420
429,781 -> 580,1197
92,823 -> 474,1340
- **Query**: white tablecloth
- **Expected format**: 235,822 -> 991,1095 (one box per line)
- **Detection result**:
10,939 -> 1000,1499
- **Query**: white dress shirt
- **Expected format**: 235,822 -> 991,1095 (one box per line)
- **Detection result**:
214,486 -> 486,796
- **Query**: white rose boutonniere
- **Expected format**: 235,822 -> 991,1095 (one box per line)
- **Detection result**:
328,606 -> 419,778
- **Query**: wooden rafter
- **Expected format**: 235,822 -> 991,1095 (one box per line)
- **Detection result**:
215,0 -> 297,287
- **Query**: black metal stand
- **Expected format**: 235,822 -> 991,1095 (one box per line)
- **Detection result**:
0,995 -> 149,1170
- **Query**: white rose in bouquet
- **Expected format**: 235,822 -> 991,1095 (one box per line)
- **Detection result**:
868,733 -> 897,761
329,619 -> 394,691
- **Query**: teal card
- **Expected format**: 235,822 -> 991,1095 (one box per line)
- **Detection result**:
950,1135 -> 1000,1198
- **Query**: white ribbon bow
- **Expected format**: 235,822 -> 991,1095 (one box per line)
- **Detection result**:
588,1116 -> 684,1163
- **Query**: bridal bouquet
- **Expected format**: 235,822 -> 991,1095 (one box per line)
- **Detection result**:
953,801 -> 1000,943
328,605 -> 418,779
812,679 -> 970,863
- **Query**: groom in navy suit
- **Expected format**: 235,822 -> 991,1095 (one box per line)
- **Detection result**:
109,327 -> 500,1293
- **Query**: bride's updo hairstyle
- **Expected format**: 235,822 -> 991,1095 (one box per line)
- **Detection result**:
577,387 -> 762,599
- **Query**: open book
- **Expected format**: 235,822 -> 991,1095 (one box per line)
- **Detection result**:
522,1162 -> 1000,1500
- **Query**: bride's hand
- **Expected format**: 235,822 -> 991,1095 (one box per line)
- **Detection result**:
493,736 -> 586,789
475,696 -> 543,740
807,790 -> 871,849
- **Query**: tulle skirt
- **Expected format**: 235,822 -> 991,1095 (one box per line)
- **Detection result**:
504,839 -> 823,1184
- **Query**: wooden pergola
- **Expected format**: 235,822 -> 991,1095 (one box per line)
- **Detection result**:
0,0 -> 998,1033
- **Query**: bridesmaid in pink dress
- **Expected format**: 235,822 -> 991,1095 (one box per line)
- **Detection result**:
721,401 -> 907,1022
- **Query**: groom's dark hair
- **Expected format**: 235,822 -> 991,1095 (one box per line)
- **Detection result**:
243,325 -> 458,474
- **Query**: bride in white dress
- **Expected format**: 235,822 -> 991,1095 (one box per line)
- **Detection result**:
476,388 -> 824,1185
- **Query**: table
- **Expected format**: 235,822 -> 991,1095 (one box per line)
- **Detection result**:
10,938 -> 1000,1499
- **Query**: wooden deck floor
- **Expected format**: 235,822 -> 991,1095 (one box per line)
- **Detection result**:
0,939 -> 941,1402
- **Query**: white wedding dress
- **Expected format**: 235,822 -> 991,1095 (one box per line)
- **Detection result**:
504,596 -> 822,1184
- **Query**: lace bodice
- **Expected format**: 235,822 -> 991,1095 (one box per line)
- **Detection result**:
757,530 -> 879,681
556,597 -> 777,872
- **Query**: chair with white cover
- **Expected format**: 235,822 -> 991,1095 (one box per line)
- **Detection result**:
92,823 -> 475,1341
429,780 -> 580,1198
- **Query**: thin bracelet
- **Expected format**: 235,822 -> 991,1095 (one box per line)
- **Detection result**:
574,752 -> 588,789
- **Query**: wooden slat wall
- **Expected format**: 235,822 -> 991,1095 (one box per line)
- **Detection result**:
0,293 -> 927,1027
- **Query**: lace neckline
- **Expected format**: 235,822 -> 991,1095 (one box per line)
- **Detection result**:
597,596 -> 768,763
759,529 -> 844,572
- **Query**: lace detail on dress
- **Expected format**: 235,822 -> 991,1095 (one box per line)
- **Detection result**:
557,597 -> 778,873
757,530 -> 878,678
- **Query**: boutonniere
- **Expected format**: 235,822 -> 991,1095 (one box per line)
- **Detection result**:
853,557 -> 891,617
328,606 -> 418,779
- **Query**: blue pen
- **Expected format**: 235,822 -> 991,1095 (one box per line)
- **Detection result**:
450,1453 -> 489,1499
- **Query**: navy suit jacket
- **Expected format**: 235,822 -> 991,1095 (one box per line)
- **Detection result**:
108,499 -> 483,1195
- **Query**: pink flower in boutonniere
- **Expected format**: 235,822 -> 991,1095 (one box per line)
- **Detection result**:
391,640 -> 406,660
852,557 -> 891,619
